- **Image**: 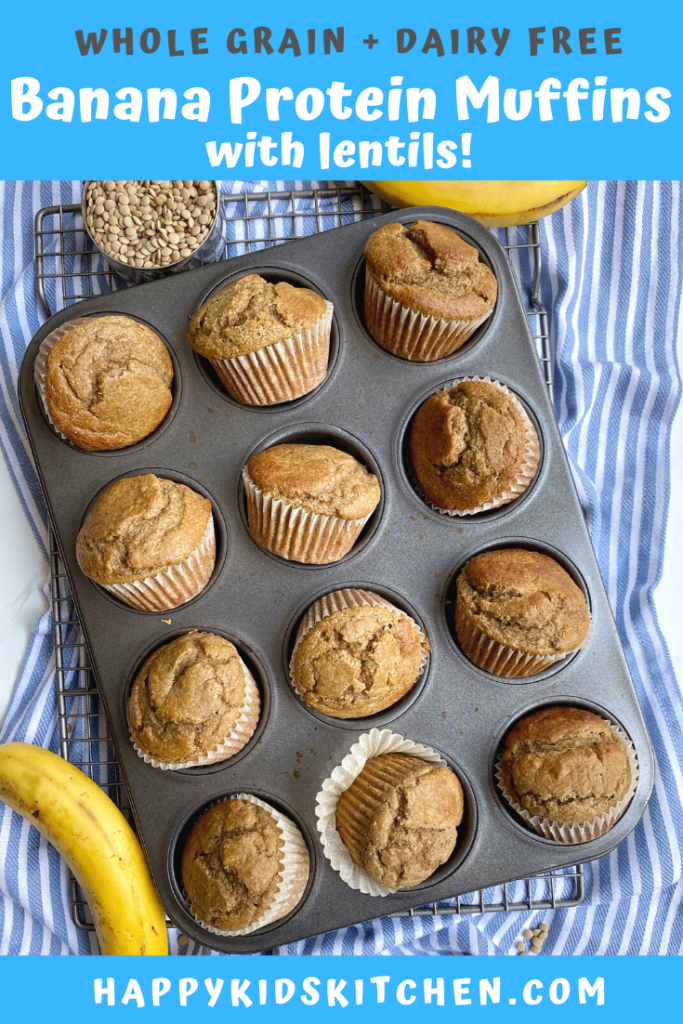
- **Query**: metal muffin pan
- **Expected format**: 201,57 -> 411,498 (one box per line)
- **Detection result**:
19,206 -> 653,953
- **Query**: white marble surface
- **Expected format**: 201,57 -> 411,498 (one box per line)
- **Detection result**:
0,400 -> 681,727
0,456 -> 48,724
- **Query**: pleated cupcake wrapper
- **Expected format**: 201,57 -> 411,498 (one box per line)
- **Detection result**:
34,316 -> 95,441
210,301 -> 333,405
102,513 -> 215,612
495,721 -> 639,845
132,656 -> 261,770
289,588 -> 429,697
315,728 -> 446,897
455,599 -> 593,678
188,793 -> 310,937
365,272 -> 493,362
411,376 -> 541,517
243,469 -> 371,565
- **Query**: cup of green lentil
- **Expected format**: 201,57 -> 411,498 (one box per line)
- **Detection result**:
81,180 -> 222,284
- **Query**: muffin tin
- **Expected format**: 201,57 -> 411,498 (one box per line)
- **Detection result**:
19,206 -> 653,952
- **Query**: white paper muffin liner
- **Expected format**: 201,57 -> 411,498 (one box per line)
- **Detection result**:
188,793 -> 310,937
411,376 -> 541,517
101,513 -> 216,612
34,316 -> 94,441
455,598 -> 593,678
290,589 -> 429,707
210,300 -> 333,405
315,728 -> 446,896
243,468 -> 373,564
496,720 -> 639,844
365,272 -> 493,361
131,654 -> 261,770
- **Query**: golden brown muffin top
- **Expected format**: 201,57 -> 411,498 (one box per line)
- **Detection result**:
410,382 -> 534,511
456,549 -> 590,656
291,603 -> 428,718
247,444 -> 381,520
188,273 -> 328,359
44,315 -> 173,451
499,706 -> 632,824
336,754 -> 464,888
182,799 -> 283,931
76,474 -> 212,585
364,220 -> 497,321
127,631 -> 247,764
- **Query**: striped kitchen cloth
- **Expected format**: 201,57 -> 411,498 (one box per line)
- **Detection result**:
0,180 -> 681,955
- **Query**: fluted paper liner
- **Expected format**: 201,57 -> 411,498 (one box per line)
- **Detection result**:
411,376 -> 541,517
102,513 -> 216,612
365,272 -> 493,361
290,588 -> 429,700
188,793 -> 310,937
210,301 -> 333,405
34,316 -> 94,441
132,655 -> 261,770
243,468 -> 373,564
315,728 -> 446,896
455,597 -> 593,678
496,720 -> 639,844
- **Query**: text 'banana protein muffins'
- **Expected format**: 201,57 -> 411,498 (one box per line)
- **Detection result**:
455,548 -> 591,677
409,378 -> 540,515
364,220 -> 497,360
35,315 -> 173,450
188,273 -> 333,405
76,474 -> 216,612
182,795 -> 310,936
244,443 -> 381,564
290,588 -> 429,719
496,706 -> 639,844
127,631 -> 260,769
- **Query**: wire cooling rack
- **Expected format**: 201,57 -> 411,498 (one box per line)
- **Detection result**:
39,185 -> 580,938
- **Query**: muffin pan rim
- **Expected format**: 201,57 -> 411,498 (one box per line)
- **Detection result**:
18,204 -> 654,953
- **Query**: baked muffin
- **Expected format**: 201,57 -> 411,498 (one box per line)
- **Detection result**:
77,474 -> 215,612
127,631 -> 260,768
364,220 -> 497,360
39,315 -> 173,450
336,753 -> 464,888
455,548 -> 591,677
498,706 -> 634,842
410,380 -> 540,514
244,444 -> 381,564
182,797 -> 310,934
291,589 -> 428,718
188,273 -> 333,405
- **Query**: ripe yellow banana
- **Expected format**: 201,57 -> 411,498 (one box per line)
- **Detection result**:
363,180 -> 587,227
0,742 -> 167,955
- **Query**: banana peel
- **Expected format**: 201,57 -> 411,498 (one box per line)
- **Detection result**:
363,181 -> 587,227
0,742 -> 167,955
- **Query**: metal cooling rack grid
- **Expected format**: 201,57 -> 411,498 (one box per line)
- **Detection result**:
39,185 -> 579,937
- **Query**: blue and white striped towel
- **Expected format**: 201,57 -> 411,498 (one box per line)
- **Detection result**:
0,180 -> 681,955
